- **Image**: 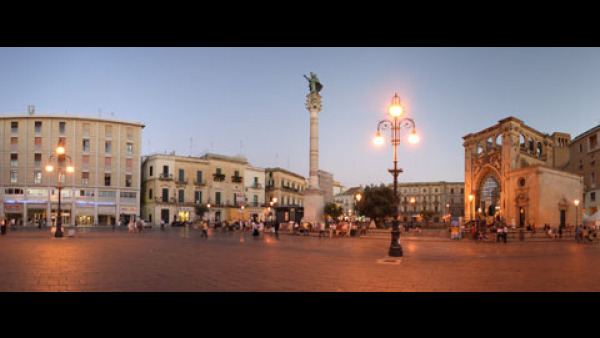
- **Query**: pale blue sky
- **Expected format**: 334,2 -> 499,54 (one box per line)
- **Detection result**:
1,47 -> 599,188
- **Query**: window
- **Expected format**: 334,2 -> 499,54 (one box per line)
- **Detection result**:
105,141 -> 112,154
216,192 -> 221,205
82,172 -> 89,186
10,153 -> 18,167
197,170 -> 203,183
179,169 -> 185,182
162,188 -> 169,202
11,121 -> 18,133
120,192 -> 136,199
82,139 -> 90,152
98,191 -> 116,198
82,155 -> 90,169
34,121 -> 42,133
34,153 -> 42,167
126,142 -> 133,156
125,175 -> 132,188
149,189 -> 153,200
104,174 -> 111,187
178,189 -> 185,203
591,135 -> 598,151
59,122 -> 66,134
195,191 -> 203,204
10,171 -> 18,183
592,192 -> 596,203
82,123 -> 90,137
34,171 -> 42,184
149,166 -> 154,177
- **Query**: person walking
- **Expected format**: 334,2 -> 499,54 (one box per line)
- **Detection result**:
274,221 -> 280,239
201,222 -> 209,238
318,222 -> 326,238
1,217 -> 6,236
128,218 -> 135,234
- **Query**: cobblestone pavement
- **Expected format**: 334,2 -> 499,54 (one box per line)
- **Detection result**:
1,228 -> 599,292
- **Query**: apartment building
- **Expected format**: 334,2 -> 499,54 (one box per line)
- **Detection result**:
0,110 -> 144,226
397,181 -> 465,222
567,124 -> 600,216
142,153 -> 266,224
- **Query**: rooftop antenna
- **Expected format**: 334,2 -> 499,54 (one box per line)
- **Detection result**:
27,105 -> 35,116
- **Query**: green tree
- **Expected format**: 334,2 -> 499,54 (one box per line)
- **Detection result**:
195,204 -> 209,222
356,184 -> 396,228
323,202 -> 344,220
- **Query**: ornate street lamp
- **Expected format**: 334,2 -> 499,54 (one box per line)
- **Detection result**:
373,93 -> 419,257
45,144 -> 74,238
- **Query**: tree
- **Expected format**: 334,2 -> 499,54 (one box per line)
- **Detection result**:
195,204 -> 209,222
355,184 -> 396,228
323,202 -> 344,220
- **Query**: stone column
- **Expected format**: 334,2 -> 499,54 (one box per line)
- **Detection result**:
303,92 -> 325,224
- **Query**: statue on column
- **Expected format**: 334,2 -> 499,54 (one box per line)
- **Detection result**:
304,72 -> 323,94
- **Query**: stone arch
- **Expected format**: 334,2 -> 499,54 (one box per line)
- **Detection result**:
496,134 -> 503,147
474,166 -> 502,217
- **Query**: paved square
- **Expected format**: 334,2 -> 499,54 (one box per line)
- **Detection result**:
0,228 -> 599,292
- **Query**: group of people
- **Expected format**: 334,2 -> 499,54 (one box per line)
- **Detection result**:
575,225 -> 598,243
470,218 -> 509,243
0,217 -> 15,236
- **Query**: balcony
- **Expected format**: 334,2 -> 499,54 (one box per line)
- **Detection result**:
159,173 -> 173,181
194,180 -> 206,186
232,176 -> 243,183
175,178 -> 188,186
213,173 -> 226,182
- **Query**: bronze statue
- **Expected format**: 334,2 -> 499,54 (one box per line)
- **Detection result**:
304,72 -> 323,94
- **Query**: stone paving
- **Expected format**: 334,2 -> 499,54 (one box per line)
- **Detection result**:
1,227 -> 599,292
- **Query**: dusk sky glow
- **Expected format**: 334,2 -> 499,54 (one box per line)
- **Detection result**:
1,47 -> 599,188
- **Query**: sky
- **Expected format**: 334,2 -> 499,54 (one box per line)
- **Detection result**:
1,47 -> 599,188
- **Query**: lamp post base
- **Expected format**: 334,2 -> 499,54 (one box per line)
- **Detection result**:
55,228 -> 64,238
388,221 -> 403,257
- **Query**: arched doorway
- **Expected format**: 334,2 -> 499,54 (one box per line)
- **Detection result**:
478,173 -> 501,217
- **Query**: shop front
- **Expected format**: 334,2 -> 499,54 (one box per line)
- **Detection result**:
98,205 -> 116,226
75,207 -> 95,226
3,203 -> 23,224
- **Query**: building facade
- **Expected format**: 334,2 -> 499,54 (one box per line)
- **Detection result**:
566,124 -> 600,216
397,182 -> 465,222
141,153 -> 254,224
463,117 -> 582,228
333,186 -> 363,218
265,167 -> 305,208
0,111 -> 144,226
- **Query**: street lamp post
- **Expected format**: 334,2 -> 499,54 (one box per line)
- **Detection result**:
373,93 -> 419,257
45,144 -> 74,238
574,199 -> 581,228
468,194 -> 475,222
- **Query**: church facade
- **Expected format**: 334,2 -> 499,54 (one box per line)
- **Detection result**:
463,117 -> 583,228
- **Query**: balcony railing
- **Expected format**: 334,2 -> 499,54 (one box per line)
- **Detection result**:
232,176 -> 243,183
159,173 -> 173,180
213,173 -> 226,182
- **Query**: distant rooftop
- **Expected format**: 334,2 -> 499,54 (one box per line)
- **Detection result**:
0,111 -> 145,127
